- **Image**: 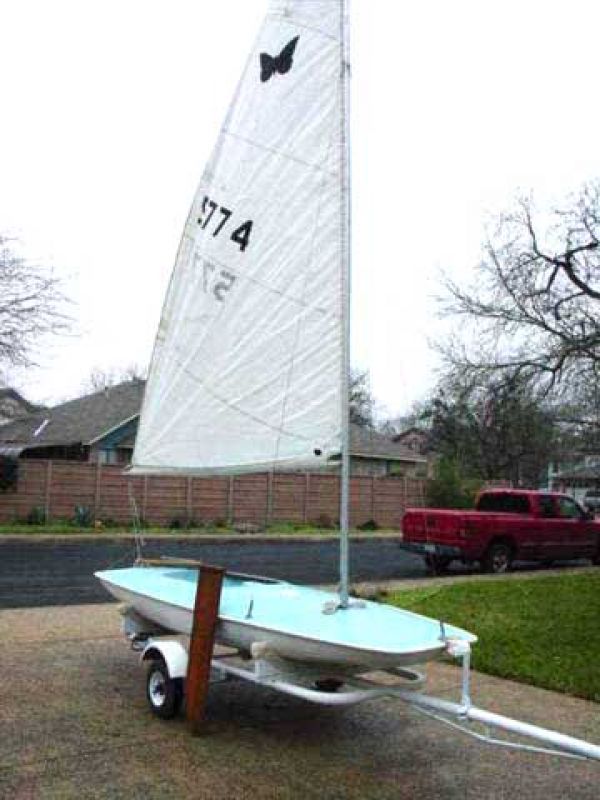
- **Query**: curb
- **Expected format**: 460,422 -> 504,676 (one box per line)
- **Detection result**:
0,532 -> 402,545
347,564 -> 599,595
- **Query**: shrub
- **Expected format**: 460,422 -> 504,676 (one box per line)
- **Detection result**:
26,506 -> 47,525
73,506 -> 93,527
425,458 -> 482,509
357,519 -> 379,531
314,513 -> 335,529
0,456 -> 18,492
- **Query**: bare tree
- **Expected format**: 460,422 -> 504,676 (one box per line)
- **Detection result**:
0,237 -> 70,368
438,181 -> 600,402
83,363 -> 147,393
427,374 -> 556,486
349,369 -> 375,428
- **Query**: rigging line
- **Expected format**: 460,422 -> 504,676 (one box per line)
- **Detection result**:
104,544 -> 140,571
128,482 -> 145,562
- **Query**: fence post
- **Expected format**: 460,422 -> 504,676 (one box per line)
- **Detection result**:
186,477 -> 193,525
44,461 -> 53,522
303,472 -> 310,523
93,461 -> 102,524
142,476 -> 149,523
265,471 -> 273,527
371,475 -> 376,523
227,476 -> 234,525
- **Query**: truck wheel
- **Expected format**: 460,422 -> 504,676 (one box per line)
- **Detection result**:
146,658 -> 183,719
482,543 -> 513,574
425,555 -> 451,575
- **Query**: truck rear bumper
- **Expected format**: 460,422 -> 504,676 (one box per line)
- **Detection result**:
399,542 -> 464,559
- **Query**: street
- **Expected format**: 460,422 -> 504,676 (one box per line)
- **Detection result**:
0,537 -> 427,608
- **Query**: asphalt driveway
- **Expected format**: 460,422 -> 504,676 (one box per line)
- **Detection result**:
0,603 -> 598,799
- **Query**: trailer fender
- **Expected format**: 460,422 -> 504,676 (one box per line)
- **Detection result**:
141,639 -> 189,680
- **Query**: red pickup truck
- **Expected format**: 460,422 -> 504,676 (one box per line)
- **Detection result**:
400,489 -> 600,574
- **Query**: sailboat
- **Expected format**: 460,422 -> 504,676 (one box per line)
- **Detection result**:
96,1 -> 600,760
97,0 -> 475,667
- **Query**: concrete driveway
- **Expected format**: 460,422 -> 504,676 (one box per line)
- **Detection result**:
0,603 -> 598,799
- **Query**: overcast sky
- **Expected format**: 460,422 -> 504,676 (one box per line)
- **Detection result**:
2,0 -> 600,418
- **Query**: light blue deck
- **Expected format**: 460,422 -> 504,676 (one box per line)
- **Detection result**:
96,566 -> 476,656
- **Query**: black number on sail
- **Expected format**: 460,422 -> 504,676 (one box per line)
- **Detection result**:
213,206 -> 232,236
230,220 -> 253,252
201,198 -> 218,229
197,195 -> 253,252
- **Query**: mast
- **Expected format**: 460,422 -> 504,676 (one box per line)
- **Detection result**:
339,0 -> 351,608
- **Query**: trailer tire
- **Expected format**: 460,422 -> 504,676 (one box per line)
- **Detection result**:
482,542 -> 513,574
146,658 -> 183,720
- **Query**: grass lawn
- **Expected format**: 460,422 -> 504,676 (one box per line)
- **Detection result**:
385,571 -> 600,703
0,521 -> 385,536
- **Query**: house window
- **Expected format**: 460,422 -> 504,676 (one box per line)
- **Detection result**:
98,449 -> 119,465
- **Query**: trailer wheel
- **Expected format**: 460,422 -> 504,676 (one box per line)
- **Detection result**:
482,542 -> 513,574
146,658 -> 183,720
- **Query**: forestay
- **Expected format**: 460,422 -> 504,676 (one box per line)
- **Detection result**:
131,0 -> 348,475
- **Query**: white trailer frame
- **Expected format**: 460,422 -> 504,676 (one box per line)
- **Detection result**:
122,609 -> 600,762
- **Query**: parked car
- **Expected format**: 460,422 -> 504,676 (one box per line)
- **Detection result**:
583,489 -> 600,513
400,489 -> 600,574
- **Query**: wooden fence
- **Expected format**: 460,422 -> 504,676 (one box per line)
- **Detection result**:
0,460 -> 428,529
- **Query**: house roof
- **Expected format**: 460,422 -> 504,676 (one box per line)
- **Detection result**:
349,425 -> 426,462
0,380 -> 424,463
554,462 -> 600,481
392,426 -> 428,441
0,388 -> 44,417
0,381 -> 145,449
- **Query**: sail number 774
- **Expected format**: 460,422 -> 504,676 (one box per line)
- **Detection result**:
197,195 -> 253,252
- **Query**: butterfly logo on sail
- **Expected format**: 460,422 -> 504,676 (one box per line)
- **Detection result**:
260,36 -> 299,82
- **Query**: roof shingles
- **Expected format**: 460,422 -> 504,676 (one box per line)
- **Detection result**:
0,381 -> 145,449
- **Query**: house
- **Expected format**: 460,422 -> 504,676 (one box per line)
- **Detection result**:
0,381 -> 143,464
548,459 -> 600,504
0,380 -> 427,475
0,388 -> 43,425
391,426 -> 432,456
346,425 -> 428,477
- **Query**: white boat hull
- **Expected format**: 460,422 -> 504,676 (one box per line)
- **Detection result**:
97,576 -> 451,670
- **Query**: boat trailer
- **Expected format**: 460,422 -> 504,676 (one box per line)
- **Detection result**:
121,589 -> 600,763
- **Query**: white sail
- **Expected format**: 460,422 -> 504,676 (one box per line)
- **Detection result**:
131,0 -> 348,475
